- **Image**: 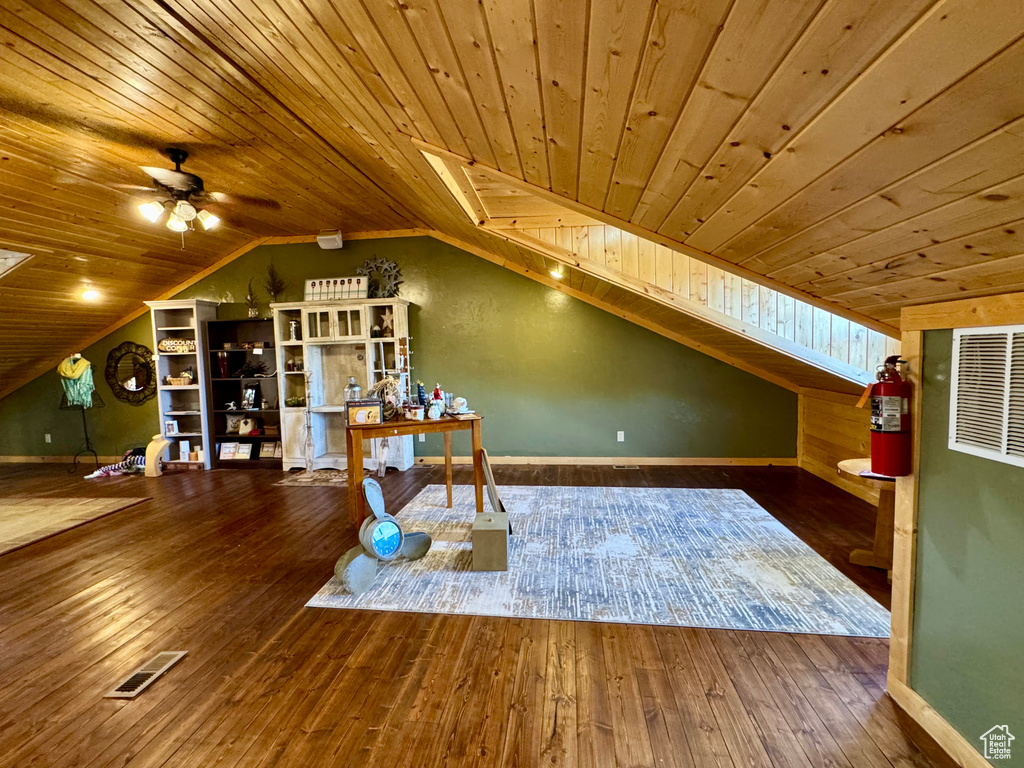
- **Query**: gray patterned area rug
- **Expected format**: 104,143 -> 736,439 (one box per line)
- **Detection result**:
275,470 -> 348,487
307,485 -> 890,637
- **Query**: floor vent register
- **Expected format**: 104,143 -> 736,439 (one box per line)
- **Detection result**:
104,651 -> 187,699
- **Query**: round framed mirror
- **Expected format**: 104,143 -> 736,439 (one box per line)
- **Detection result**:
105,341 -> 156,405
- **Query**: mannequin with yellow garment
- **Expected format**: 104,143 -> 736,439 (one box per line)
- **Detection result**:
58,354 -> 102,471
57,354 -> 96,408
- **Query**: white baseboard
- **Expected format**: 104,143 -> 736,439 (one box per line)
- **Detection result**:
887,678 -> 990,768
414,456 -> 798,466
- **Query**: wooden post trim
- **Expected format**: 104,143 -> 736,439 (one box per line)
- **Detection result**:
901,291 -> 1024,330
888,679 -> 990,768
888,328 -> 923,687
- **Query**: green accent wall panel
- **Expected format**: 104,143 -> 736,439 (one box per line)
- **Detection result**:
0,236 -> 796,460
913,329 -> 1024,763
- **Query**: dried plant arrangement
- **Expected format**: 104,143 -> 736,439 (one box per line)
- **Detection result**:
264,263 -> 287,303
368,376 -> 403,421
244,278 -> 260,317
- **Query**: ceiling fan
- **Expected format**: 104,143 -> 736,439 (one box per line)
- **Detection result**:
134,148 -> 221,233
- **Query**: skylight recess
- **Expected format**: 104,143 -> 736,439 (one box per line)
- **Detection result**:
0,250 -> 32,279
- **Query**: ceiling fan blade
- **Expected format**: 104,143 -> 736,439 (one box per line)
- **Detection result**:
140,166 -> 204,193
111,183 -> 163,193
208,191 -> 281,210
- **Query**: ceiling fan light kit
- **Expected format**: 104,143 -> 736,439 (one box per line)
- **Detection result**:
196,210 -> 219,230
138,201 -> 166,223
135,149 -> 222,236
174,200 -> 198,222
166,212 -> 188,233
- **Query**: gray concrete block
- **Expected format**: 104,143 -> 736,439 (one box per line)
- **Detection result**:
472,512 -> 508,571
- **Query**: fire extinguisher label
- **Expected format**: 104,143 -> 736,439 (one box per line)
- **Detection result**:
871,396 -> 903,432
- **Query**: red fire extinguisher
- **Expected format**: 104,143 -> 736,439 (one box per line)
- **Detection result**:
864,355 -> 912,477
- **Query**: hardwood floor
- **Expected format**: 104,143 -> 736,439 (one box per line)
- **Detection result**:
0,463 -> 949,767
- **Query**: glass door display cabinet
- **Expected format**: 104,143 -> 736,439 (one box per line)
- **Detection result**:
271,298 -> 414,472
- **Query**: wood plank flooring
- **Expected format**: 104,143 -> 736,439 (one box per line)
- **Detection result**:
0,464 -> 951,767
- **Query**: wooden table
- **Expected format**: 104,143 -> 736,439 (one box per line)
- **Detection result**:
838,458 -> 896,572
345,414 -> 484,526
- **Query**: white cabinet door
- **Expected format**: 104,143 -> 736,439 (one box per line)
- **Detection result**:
333,307 -> 363,339
304,308 -> 332,342
280,410 -> 306,470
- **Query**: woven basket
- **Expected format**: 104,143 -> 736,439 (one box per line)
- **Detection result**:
165,376 -> 191,386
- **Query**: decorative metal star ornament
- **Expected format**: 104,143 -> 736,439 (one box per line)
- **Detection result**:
356,256 -> 403,298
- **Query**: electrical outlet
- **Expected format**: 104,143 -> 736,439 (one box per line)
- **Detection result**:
44,433 -> 52,443
418,433 -> 425,442
617,431 -> 625,442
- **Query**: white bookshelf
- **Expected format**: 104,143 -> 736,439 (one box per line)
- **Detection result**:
146,299 -> 218,469
271,298 -> 414,472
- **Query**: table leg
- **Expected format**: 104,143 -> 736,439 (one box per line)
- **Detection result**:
850,487 -> 896,570
347,430 -> 366,527
471,419 -> 484,515
444,431 -> 453,509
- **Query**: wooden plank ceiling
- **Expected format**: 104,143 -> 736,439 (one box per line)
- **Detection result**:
2,0 -> 1023,398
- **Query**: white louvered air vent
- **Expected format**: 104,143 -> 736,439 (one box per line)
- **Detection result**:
950,326 -> 1024,467
104,651 -> 187,699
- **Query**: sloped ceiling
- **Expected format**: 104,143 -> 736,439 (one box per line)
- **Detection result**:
2,0 -> 1023,398
434,230 -> 871,394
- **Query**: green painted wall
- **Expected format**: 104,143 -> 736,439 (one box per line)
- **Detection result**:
912,329 -> 1023,763
0,314 -> 157,458
0,236 -> 797,459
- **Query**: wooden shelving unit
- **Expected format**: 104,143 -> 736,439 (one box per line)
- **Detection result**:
146,299 -> 218,469
204,318 -> 282,469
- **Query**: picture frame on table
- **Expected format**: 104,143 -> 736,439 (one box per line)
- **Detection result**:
236,443 -> 253,460
219,442 -> 238,460
345,399 -> 383,426
259,442 -> 277,459
164,420 -> 179,435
